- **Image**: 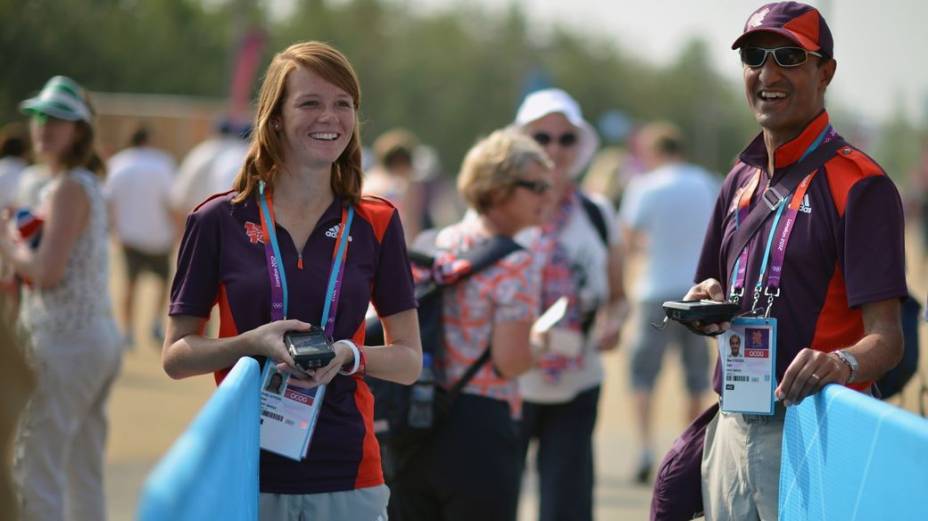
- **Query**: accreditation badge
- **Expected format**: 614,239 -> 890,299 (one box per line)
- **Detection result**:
719,316 -> 777,415
258,362 -> 326,461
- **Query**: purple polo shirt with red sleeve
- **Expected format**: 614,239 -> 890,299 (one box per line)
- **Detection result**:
169,191 -> 416,494
695,111 -> 908,394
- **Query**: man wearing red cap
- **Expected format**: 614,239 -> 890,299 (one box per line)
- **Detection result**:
651,3 -> 907,520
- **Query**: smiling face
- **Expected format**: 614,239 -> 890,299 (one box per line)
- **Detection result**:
742,32 -> 835,146
729,335 -> 742,357
277,66 -> 356,171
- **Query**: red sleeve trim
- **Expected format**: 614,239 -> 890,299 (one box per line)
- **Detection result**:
823,149 -> 884,216
356,196 -> 397,243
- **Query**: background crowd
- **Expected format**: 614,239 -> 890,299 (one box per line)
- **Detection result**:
2,1 -> 928,520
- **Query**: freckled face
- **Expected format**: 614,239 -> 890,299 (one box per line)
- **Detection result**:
278,67 -> 356,169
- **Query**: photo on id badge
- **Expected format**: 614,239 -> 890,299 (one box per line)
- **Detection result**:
719,317 -> 776,415
263,367 -> 288,396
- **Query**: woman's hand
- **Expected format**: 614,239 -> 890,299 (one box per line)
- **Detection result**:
276,339 -> 355,388
245,319 -> 311,362
163,316 -> 316,380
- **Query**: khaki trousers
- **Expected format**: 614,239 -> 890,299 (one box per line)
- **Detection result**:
14,318 -> 122,521
701,404 -> 786,521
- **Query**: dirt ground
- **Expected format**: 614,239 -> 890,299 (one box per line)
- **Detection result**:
103,226 -> 928,520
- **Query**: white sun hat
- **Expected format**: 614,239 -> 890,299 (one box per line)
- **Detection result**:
514,88 -> 599,179
20,76 -> 92,123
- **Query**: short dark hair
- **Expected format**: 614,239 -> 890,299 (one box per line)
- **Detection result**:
374,128 -> 418,170
0,122 -> 28,158
129,125 -> 150,147
641,121 -> 685,158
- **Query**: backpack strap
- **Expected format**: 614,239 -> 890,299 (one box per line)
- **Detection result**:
579,192 -> 609,247
447,349 -> 492,401
722,137 -> 846,283
437,235 -> 523,286
432,236 -> 523,401
411,235 -> 523,300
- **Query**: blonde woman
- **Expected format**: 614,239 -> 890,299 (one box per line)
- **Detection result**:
392,129 -> 553,521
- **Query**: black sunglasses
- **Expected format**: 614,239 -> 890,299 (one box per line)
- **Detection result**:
740,46 -> 823,68
532,131 -> 577,148
513,178 -> 551,195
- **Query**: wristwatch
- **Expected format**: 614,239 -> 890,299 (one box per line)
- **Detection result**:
833,350 -> 859,384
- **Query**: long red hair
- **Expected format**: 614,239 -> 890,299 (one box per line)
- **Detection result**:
232,41 -> 363,205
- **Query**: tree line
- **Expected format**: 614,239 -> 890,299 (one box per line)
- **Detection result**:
2,0 -> 920,181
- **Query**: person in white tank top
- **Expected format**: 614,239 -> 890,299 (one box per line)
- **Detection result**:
0,76 -> 122,521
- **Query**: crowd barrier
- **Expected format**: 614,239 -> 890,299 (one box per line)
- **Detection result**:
780,384 -> 928,520
137,357 -> 260,521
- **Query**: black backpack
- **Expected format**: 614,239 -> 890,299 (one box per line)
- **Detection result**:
875,294 -> 921,400
364,235 -> 523,468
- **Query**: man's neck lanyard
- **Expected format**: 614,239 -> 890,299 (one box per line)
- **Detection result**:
729,125 -> 830,316
257,181 -> 354,337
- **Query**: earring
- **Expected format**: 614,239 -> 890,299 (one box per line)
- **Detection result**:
271,120 -> 280,131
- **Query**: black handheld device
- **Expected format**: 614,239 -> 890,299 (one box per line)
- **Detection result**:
285,326 -> 335,370
662,300 -> 740,325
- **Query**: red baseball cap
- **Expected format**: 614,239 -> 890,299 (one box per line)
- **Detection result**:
731,2 -> 834,59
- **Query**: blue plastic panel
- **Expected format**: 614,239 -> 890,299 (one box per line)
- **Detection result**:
780,384 -> 928,521
138,357 -> 260,521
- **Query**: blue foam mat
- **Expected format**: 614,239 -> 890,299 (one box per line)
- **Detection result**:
137,357 -> 260,521
780,384 -> 928,521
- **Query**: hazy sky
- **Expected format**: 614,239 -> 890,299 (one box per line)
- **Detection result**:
405,0 -> 927,125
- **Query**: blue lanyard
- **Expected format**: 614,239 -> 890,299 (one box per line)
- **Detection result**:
257,180 -> 354,335
729,125 -> 831,303
258,181 -> 290,319
320,206 -> 354,336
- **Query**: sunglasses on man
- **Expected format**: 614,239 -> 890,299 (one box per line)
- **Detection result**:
739,46 -> 823,69
532,131 -> 577,148
513,178 -> 551,194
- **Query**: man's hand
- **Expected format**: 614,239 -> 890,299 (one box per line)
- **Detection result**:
775,348 -> 850,406
682,278 -> 732,335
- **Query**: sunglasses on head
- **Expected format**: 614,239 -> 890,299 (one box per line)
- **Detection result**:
740,46 -> 823,69
513,178 -> 551,195
532,131 -> 577,148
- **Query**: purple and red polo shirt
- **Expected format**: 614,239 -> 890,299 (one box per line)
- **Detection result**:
169,191 -> 416,494
695,111 -> 908,393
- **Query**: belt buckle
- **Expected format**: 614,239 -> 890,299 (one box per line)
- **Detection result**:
762,186 -> 785,211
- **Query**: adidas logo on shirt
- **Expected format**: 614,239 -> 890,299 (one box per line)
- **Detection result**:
325,224 -> 352,241
798,194 -> 812,214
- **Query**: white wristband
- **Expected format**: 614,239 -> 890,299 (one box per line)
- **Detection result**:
337,339 -> 361,376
